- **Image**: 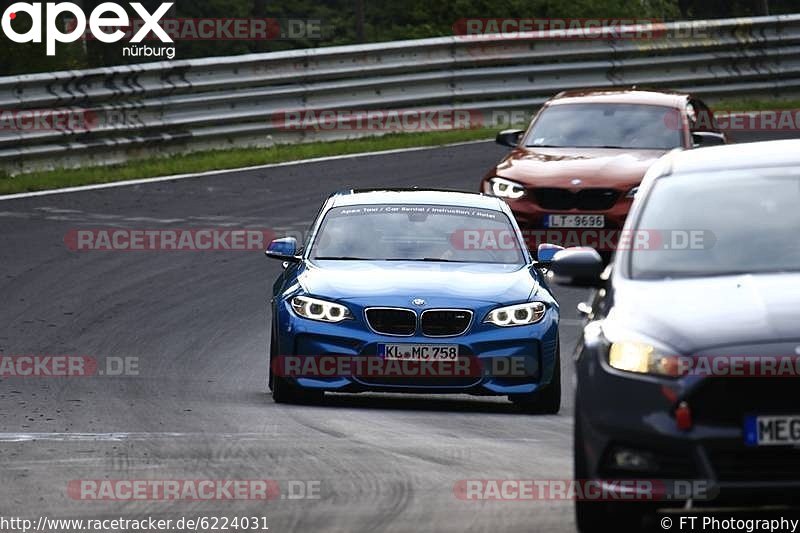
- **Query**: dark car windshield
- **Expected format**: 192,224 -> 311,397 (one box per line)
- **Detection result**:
309,204 -> 525,265
630,169 -> 800,279
525,103 -> 682,150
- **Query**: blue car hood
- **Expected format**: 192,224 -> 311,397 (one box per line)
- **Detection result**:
298,260 -> 538,305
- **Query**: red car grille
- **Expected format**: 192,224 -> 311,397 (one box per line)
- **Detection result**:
531,188 -> 619,210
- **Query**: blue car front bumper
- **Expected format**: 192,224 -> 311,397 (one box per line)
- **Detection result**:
272,297 -> 560,395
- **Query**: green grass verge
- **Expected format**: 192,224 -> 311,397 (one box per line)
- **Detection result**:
711,97 -> 800,111
0,128 -> 497,196
1,95 -> 798,196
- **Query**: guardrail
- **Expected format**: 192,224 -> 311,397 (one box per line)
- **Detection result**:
1,15 -> 799,175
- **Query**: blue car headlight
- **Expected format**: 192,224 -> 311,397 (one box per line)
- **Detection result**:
291,295 -> 352,323
484,302 -> 546,327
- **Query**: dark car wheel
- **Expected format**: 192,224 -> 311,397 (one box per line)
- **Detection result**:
574,401 -> 611,532
509,341 -> 561,414
269,318 -> 324,405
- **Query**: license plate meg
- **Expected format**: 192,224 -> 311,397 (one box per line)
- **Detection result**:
744,414 -> 800,446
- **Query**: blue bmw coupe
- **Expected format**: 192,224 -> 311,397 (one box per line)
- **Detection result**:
265,189 -> 561,413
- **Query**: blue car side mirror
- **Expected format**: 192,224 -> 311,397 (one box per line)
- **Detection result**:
266,237 -> 300,262
537,243 -> 565,264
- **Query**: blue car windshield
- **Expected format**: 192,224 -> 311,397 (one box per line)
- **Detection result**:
525,103 -> 683,150
309,204 -> 526,265
630,169 -> 800,279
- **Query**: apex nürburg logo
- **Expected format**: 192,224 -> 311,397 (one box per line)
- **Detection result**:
1,2 -> 174,56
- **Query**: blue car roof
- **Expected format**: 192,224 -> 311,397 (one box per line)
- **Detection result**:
328,189 -> 506,210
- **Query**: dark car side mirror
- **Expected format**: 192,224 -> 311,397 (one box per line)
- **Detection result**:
495,129 -> 524,148
265,237 -> 301,262
692,131 -> 726,148
549,247 -> 604,287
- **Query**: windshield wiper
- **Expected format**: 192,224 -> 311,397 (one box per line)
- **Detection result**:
525,144 -> 637,149
384,258 -> 469,263
553,145 -> 630,149
312,256 -> 371,260
524,144 -> 564,148
635,269 -> 762,280
314,257 -> 506,264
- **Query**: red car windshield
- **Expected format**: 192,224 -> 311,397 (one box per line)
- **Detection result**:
525,103 -> 683,150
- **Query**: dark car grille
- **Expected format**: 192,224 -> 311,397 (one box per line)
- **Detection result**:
531,188 -> 619,210
365,308 -> 416,336
710,447 -> 800,482
421,310 -> 472,337
689,378 -> 800,425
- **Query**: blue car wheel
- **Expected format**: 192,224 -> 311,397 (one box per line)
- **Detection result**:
269,318 -> 324,405
509,340 -> 561,414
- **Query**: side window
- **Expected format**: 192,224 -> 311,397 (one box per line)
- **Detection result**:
689,99 -> 717,132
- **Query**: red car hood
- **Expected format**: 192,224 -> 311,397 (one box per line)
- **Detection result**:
494,147 -> 668,189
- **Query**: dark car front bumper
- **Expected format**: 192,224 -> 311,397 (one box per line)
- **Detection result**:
576,346 -> 800,508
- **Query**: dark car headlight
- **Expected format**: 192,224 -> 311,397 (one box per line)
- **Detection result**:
486,177 -> 525,199
291,296 -> 352,323
608,341 -> 682,377
484,302 -> 546,327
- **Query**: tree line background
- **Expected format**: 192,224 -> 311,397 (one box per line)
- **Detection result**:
0,0 -> 795,76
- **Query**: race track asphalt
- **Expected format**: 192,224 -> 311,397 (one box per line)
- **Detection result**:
0,132 -> 786,532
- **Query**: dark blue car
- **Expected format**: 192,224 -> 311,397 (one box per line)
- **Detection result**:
547,140 -> 800,531
265,189 -> 561,412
